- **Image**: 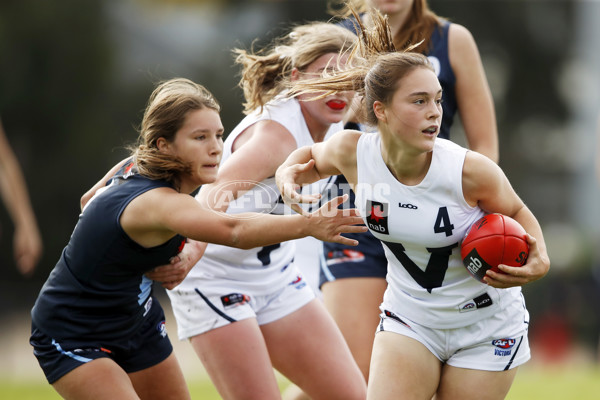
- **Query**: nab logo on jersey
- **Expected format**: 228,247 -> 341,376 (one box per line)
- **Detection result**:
366,200 -> 389,235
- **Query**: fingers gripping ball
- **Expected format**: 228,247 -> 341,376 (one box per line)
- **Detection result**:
461,214 -> 529,282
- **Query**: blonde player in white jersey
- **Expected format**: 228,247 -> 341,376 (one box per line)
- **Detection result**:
276,10 -> 550,400
167,23 -> 366,400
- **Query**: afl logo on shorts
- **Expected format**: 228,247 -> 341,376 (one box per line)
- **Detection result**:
492,338 -> 516,356
458,301 -> 476,312
157,320 -> 167,338
366,200 -> 389,235
289,275 -> 307,290
492,338 -> 516,349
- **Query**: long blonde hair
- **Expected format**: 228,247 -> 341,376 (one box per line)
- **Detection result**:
290,8 -> 434,127
233,22 -> 357,114
131,78 -> 220,189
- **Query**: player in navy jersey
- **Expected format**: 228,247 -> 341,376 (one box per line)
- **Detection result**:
315,0 -> 500,386
29,78 -> 365,400
277,10 -> 549,400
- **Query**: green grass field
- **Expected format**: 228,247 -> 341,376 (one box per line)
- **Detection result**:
0,379 -> 221,400
2,365 -> 599,399
506,365 -> 600,399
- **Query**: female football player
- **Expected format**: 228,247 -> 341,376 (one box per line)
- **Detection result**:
276,10 -> 549,400
317,0 -> 500,385
30,77 -> 365,400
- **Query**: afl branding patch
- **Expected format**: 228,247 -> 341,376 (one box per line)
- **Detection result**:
289,275 -> 307,290
492,338 -> 516,356
366,200 -> 389,235
157,320 -> 167,338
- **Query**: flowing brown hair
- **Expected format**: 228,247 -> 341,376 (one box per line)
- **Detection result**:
328,0 -> 443,53
130,78 -> 220,190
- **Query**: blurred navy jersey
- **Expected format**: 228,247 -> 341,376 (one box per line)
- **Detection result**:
338,16 -> 456,139
320,172 -> 388,285
31,165 -> 186,342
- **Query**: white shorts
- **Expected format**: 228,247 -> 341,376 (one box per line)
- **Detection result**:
290,236 -> 323,299
168,274 -> 315,340
377,296 -> 530,371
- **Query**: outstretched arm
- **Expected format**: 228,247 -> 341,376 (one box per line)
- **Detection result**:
0,119 -> 42,276
276,129 -> 361,214
122,187 -> 366,250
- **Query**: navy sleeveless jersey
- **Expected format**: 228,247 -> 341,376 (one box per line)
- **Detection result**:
31,167 -> 186,342
428,21 -> 456,139
338,16 -> 456,139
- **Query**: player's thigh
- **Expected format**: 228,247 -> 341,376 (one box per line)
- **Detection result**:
52,357 -> 139,400
322,276 -> 387,378
190,318 -> 280,400
129,353 -> 190,400
321,277 -> 387,326
436,365 -> 518,400
262,299 -> 366,400
368,331 -> 441,400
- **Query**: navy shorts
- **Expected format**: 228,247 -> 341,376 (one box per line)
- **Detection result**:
30,297 -> 173,384
320,230 -> 388,287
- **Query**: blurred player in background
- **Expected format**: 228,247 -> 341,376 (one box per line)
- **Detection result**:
0,117 -> 42,276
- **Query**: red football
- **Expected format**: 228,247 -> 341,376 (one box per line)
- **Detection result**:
461,213 -> 529,282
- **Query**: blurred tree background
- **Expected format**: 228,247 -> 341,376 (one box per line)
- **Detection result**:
1,0 -> 599,370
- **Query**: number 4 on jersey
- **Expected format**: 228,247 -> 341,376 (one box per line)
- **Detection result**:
380,207 -> 457,292
434,206 -> 454,237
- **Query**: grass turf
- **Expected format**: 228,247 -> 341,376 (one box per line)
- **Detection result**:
1,364 -> 598,399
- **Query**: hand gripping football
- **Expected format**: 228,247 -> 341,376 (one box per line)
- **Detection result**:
461,214 -> 529,282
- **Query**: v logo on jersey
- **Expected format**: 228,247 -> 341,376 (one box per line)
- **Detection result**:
366,200 -> 389,235
380,240 -> 458,293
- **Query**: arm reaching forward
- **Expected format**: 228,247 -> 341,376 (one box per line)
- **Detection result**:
276,130 -> 361,214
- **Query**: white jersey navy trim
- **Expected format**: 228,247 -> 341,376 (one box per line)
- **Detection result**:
355,134 -> 523,329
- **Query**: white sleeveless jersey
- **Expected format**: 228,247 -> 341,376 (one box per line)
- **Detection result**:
355,134 -> 523,328
178,95 -> 342,295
